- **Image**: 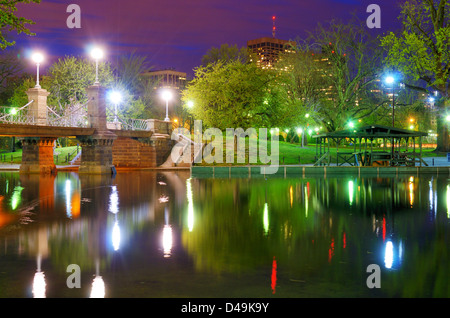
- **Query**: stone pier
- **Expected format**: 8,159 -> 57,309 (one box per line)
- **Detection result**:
25,87 -> 50,125
19,137 -> 57,174
77,85 -> 117,174
19,88 -> 56,174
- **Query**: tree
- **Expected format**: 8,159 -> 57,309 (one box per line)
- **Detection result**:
0,49 -> 26,104
380,0 -> 450,152
201,44 -> 249,66
44,56 -> 114,114
0,0 -> 41,49
278,19 -> 385,132
113,52 -> 163,119
182,60 -> 295,131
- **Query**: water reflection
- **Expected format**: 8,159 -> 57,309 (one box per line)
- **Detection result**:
0,171 -> 448,297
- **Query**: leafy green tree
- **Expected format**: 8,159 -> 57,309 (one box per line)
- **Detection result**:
0,0 -> 41,49
201,43 -> 249,66
44,56 -> 114,114
0,49 -> 26,103
278,19 -> 385,132
113,52 -> 161,119
182,60 -> 295,130
7,74 -> 34,107
380,0 -> 450,151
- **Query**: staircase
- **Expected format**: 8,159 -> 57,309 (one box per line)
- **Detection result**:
161,134 -> 204,167
69,150 -> 82,165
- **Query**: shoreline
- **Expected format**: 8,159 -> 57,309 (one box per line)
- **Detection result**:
0,157 -> 448,176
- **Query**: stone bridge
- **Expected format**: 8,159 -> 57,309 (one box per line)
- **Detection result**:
0,85 -> 175,174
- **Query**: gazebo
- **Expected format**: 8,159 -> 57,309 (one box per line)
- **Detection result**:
312,125 -> 429,167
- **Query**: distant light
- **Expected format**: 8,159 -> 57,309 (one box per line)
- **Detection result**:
31,52 -> 44,64
348,121 -> 355,128
384,240 -> 394,269
385,76 -> 395,84
446,115 -> 450,122
90,276 -> 105,298
187,101 -> 194,108
305,113 -> 310,118
10,108 -> 17,115
108,91 -> 122,105
90,47 -> 103,60
161,90 -> 173,102
296,128 -> 302,134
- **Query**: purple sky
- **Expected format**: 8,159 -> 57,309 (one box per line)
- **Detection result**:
13,0 -> 403,77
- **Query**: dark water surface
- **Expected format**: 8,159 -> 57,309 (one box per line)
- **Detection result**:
0,170 -> 448,298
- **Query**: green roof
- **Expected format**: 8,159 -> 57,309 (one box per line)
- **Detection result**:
313,124 -> 428,139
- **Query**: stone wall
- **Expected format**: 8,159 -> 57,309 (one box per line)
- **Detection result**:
112,136 -> 174,168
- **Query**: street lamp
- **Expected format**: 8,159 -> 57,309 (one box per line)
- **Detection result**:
90,47 -> 103,85
161,90 -> 172,122
385,75 -> 396,127
108,90 -> 122,123
31,52 -> 44,88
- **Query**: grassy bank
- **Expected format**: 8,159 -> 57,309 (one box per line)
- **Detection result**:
0,140 -> 442,166
0,146 -> 80,165
197,138 -> 443,166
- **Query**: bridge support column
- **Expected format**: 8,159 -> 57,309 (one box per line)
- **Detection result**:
26,87 -> 50,125
77,136 -> 116,174
19,137 -> 57,174
78,84 -> 117,174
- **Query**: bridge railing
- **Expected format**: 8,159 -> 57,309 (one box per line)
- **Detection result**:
0,101 -> 35,125
47,106 -> 88,128
106,105 -> 150,131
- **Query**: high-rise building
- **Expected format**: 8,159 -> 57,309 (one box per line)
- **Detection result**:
141,69 -> 187,90
247,37 -> 294,69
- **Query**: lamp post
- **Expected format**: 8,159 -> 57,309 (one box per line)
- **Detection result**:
161,90 -> 172,122
108,91 -> 122,124
90,48 -> 103,85
187,101 -> 194,133
31,52 -> 44,88
385,76 -> 396,127
296,128 -> 304,147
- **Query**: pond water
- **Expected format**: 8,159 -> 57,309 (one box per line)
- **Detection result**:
0,170 -> 448,298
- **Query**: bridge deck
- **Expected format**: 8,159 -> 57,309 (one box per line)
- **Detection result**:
0,123 -> 95,137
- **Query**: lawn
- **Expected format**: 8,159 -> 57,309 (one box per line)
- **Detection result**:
0,138 -> 442,166
197,136 -> 443,166
0,146 -> 80,165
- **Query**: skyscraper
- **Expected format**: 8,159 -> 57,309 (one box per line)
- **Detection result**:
247,37 -> 294,69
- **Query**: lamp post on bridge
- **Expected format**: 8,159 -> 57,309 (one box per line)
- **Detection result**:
161,90 -> 173,122
90,47 -> 104,85
31,52 -> 44,88
108,91 -> 122,123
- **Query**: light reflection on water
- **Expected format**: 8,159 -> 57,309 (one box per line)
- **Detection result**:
0,171 -> 448,298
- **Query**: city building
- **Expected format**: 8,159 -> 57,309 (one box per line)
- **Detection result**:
141,69 -> 187,90
247,37 -> 295,69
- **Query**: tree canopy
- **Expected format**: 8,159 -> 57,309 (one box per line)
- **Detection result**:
182,60 -> 297,130
277,19 -> 385,132
0,0 -> 41,49
380,0 -> 450,151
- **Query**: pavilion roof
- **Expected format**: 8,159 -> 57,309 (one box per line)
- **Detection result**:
313,124 -> 428,139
